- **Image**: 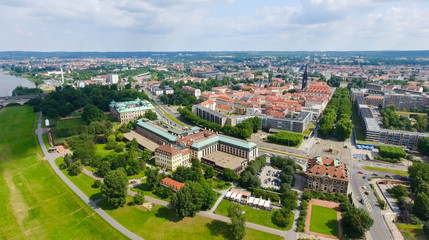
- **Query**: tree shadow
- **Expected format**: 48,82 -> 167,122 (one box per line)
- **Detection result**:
326,219 -> 339,236
155,206 -> 181,222
89,192 -> 103,201
97,199 -> 119,210
206,220 -> 234,240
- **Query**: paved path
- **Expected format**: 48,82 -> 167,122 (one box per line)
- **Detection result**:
36,112 -> 143,240
82,168 -> 104,183
197,211 -> 287,238
209,187 -> 232,213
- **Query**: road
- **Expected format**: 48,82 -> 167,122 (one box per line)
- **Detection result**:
36,112 -> 143,240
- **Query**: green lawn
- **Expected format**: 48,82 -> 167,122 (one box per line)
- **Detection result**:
396,223 -> 429,240
42,133 -> 51,150
131,181 -> 172,202
363,166 -> 409,176
0,106 -> 125,240
95,143 -> 115,158
309,205 -> 338,236
215,199 -> 293,230
56,118 -> 86,129
207,178 -> 231,190
99,200 -> 282,240
303,123 -> 315,136
55,157 -> 102,200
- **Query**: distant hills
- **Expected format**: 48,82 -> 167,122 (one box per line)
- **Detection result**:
0,50 -> 428,59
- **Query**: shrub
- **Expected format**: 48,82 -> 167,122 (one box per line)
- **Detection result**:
134,192 -> 145,205
379,145 -> 406,159
267,131 -> 303,147
114,143 -> 125,153
92,180 -> 102,188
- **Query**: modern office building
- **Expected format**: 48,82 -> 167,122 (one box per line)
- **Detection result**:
155,145 -> 190,171
109,98 -> 155,124
108,74 -> 119,84
261,111 -> 312,133
305,156 -> 349,195
383,92 -> 429,111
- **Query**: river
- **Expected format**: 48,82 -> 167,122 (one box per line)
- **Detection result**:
0,71 -> 36,97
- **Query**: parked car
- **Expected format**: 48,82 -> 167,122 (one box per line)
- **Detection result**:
360,199 -> 365,204
372,173 -> 378,176
385,175 -> 391,178
358,171 -> 364,174
364,191 -> 369,195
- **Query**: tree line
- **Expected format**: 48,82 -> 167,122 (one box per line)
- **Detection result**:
267,131 -> 303,147
318,87 -> 353,140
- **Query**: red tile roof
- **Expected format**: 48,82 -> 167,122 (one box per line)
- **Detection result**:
161,178 -> 185,191
306,157 -> 348,181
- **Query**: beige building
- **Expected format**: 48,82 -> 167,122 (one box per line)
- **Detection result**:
109,98 -> 155,124
155,145 -> 190,171
305,156 -> 349,195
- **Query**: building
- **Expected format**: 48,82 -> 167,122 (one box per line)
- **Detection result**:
135,119 -> 258,173
160,177 -> 185,191
182,86 -> 201,98
357,96 -> 429,149
155,145 -> 190,171
305,81 -> 332,96
193,104 -> 228,126
365,95 -> 384,107
261,111 -> 312,133
108,74 -> 119,84
383,93 -> 429,111
305,156 -> 349,195
109,98 -> 155,124
164,86 -> 174,95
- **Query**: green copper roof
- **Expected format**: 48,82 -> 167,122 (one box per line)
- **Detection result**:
191,135 -> 257,151
109,98 -> 154,113
136,119 -> 177,143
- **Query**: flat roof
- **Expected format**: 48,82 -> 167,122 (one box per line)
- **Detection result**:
124,131 -> 159,151
137,119 -> 178,143
191,135 -> 257,151
201,151 -> 246,170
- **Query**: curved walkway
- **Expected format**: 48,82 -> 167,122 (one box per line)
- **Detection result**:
36,112 -> 143,240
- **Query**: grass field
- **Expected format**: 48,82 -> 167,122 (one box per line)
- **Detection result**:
396,223 -> 429,240
363,166 -> 409,176
99,200 -> 282,240
56,118 -> 86,129
0,106 -> 126,240
95,144 -> 115,158
215,199 -> 293,230
55,157 -> 102,200
303,123 -> 315,136
309,205 -> 338,236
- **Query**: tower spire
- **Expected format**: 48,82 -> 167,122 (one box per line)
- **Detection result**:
302,64 -> 308,90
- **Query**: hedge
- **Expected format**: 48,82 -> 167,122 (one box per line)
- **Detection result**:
378,145 -> 406,159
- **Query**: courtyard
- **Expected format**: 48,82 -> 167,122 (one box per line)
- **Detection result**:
305,199 -> 342,239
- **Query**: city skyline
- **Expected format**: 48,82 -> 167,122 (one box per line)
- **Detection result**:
1,0 -> 428,52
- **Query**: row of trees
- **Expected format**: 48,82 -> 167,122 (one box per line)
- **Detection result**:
318,88 -> 353,140
239,156 -> 266,189
417,137 -> 429,157
380,105 -> 413,131
408,162 -> 429,222
12,86 -> 42,96
267,131 -> 303,147
178,107 -> 261,139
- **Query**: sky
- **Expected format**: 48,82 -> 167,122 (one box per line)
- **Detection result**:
0,0 -> 428,51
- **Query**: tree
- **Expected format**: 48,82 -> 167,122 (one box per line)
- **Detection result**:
114,143 -> 125,153
117,132 -> 125,141
98,161 -> 111,177
239,171 -> 261,188
414,192 -> 429,221
172,166 -> 196,182
342,207 -> 374,239
335,118 -> 353,140
92,180 -> 102,188
171,185 -> 196,218
134,192 -> 145,205
82,104 -> 104,123
228,204 -> 246,240
417,137 -> 429,156
101,168 -> 128,208
272,208 -> 291,228
387,185 -> 409,199
107,134 -> 116,142
204,166 -> 215,179
222,168 -> 240,182
145,168 -> 160,190
144,110 -> 158,121
68,160 -> 82,176
423,223 -> 429,237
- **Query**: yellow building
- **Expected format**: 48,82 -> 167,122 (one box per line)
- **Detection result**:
155,145 -> 190,171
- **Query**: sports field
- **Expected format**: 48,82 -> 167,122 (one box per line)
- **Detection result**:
309,205 -> 338,236
0,106 -> 125,240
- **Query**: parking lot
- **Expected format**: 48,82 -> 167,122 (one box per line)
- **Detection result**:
258,164 -> 281,190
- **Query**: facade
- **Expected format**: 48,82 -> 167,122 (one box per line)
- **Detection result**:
109,98 -> 155,124
108,74 -> 119,84
135,119 -> 258,172
160,177 -> 185,191
155,145 -> 190,171
357,97 -> 429,149
306,156 -> 349,195
261,111 -> 312,133
164,86 -> 174,95
365,95 -> 384,107
383,93 -> 429,111
193,104 -> 228,126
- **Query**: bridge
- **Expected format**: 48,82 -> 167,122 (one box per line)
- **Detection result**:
0,94 -> 40,107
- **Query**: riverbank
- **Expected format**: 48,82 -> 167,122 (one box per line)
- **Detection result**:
0,72 -> 35,96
